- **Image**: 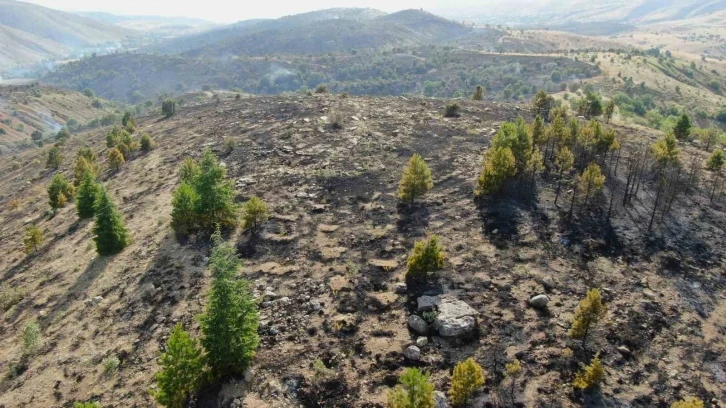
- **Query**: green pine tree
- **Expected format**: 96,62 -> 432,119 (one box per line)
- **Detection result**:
387,368 -> 435,408
171,182 -> 199,234
93,187 -> 131,255
194,150 -> 237,230
152,324 -> 205,408
398,153 -> 434,204
200,230 -> 259,379
673,114 -> 692,141
76,171 -> 100,219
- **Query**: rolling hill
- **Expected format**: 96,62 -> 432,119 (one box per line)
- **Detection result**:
0,0 -> 137,71
152,9 -> 472,58
0,82 -> 119,154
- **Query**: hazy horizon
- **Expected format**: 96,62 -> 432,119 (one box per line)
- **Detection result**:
18,0 -> 564,23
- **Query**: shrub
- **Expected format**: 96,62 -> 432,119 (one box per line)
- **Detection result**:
102,355 -> 120,376
387,368 -> 435,408
504,359 -> 522,406
0,284 -> 24,312
93,187 -> 131,255
200,230 -> 259,378
706,149 -> 724,172
406,235 -> 445,285
23,225 -> 44,255
671,397 -> 704,408
74,402 -> 101,408
315,84 -> 328,94
48,173 -> 75,209
82,88 -> 95,98
162,99 -> 177,118
449,358 -> 485,406
223,136 -> 236,153
241,196 -> 269,233
444,102 -> 461,118
140,133 -> 153,152
152,324 -> 205,408
572,353 -> 604,390
76,171 -> 100,219
329,112 -> 344,130
398,154 -> 434,204
55,127 -> 71,142
472,85 -> 485,101
22,321 -> 42,356
116,131 -> 138,159
107,147 -> 125,171
475,147 -> 516,196
46,146 -> 63,169
8,197 -> 21,212
31,130 -> 43,143
569,288 -> 606,348
92,99 -> 103,108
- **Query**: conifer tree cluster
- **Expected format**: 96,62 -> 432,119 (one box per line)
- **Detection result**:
151,232 -> 260,407
200,229 -> 259,377
171,149 -> 238,234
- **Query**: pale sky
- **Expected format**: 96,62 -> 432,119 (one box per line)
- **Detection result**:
22,0 -> 452,23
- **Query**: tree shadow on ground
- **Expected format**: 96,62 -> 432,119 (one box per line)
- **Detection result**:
396,202 -> 430,235
39,254 -> 111,330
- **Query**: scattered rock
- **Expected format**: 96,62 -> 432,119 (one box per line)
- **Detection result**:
432,297 -> 477,338
317,224 -> 340,233
540,276 -> 556,290
408,315 -> 429,335
529,294 -> 549,309
368,259 -> 398,270
244,368 -> 254,382
404,345 -> 421,361
434,391 -> 448,408
393,282 -> 407,294
416,337 -> 429,347
417,295 -> 441,312
617,346 -> 632,357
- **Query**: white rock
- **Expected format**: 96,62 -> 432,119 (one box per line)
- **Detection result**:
529,294 -> 549,309
434,391 -> 448,408
404,345 -> 421,361
416,337 -> 429,347
244,368 -> 254,382
393,282 -> 407,294
432,297 -> 478,338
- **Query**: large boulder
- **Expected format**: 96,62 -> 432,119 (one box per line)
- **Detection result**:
408,315 -> 429,335
432,297 -> 478,338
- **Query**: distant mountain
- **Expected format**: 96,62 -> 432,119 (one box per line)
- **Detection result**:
159,9 -> 472,58
432,0 -> 726,28
0,0 -> 137,71
76,12 -> 217,36
147,8 -> 388,55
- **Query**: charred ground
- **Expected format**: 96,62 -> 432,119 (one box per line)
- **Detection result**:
0,93 -> 724,407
